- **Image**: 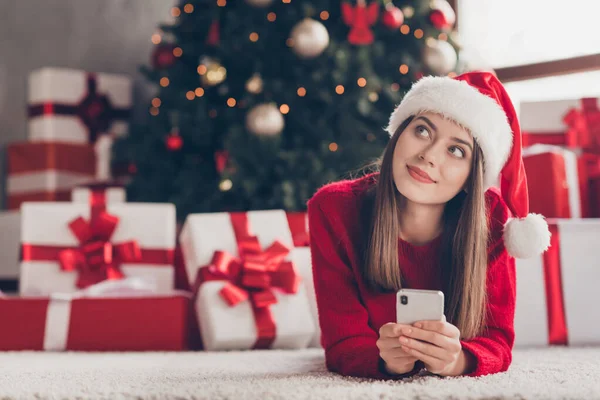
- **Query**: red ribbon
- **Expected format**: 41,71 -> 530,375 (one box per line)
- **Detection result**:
197,213 -> 300,349
285,212 -> 310,247
28,73 -> 130,144
543,222 -> 568,345
21,186 -> 173,289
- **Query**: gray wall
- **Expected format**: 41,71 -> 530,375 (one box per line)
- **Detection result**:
0,0 -> 173,203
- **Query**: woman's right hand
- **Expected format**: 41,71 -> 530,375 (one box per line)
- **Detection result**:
377,322 -> 419,375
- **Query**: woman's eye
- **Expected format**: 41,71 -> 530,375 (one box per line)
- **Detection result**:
415,126 -> 430,138
450,146 -> 465,158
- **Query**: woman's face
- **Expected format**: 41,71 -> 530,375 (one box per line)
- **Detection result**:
392,112 -> 474,205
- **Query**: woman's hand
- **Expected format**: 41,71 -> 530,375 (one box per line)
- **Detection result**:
397,316 -> 472,376
377,322 -> 419,375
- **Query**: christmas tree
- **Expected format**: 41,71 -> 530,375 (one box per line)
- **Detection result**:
112,0 -> 459,221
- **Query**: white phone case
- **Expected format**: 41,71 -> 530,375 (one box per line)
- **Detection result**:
396,289 -> 445,325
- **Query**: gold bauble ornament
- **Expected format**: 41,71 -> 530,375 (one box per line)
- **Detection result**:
200,59 -> 227,86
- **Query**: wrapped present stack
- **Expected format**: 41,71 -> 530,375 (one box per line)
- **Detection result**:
0,67 -> 133,288
6,67 -> 132,209
520,97 -> 600,218
514,96 -> 600,348
0,182 -> 192,351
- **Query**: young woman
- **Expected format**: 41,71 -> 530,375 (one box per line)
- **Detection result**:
307,72 -> 551,379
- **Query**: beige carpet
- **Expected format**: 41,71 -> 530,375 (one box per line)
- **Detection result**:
0,346 -> 599,399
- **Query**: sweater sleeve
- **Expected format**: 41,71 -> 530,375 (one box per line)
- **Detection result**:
307,195 -> 420,380
460,192 -> 516,377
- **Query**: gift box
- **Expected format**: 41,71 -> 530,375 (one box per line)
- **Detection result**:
6,142 -> 97,210
180,210 -> 315,351
522,144 -> 600,218
514,219 -> 600,347
28,67 -> 131,144
0,279 -> 190,351
286,212 -> 321,348
521,97 -> 600,151
19,200 -> 176,295
71,182 -> 126,204
0,210 -> 21,283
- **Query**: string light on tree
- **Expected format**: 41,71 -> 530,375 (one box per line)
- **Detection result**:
219,179 -> 233,191
246,74 -> 264,94
290,18 -> 330,59
246,103 -> 285,136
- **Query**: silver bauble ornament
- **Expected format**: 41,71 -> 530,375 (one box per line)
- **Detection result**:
423,39 -> 457,75
246,103 -> 285,136
290,19 -> 330,59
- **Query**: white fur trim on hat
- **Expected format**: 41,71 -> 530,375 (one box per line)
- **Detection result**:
503,213 -> 551,259
386,76 -> 513,190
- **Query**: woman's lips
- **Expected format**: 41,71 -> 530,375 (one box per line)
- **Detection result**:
407,165 -> 436,184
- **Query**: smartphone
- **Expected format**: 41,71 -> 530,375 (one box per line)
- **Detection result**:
396,289 -> 445,325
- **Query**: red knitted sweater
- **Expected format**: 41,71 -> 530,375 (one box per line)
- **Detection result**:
307,173 -> 516,379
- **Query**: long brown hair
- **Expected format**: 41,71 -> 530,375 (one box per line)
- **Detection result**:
361,116 -> 488,340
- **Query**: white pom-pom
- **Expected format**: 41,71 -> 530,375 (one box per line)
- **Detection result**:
503,213 -> 551,259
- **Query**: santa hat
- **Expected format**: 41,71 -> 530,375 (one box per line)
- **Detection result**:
386,71 -> 551,259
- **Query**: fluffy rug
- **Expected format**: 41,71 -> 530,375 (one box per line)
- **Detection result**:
0,346 -> 599,399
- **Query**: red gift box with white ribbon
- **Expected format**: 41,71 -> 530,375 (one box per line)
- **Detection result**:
0,278 -> 190,351
179,210 -> 315,351
6,142 -> 97,210
514,219 -> 600,347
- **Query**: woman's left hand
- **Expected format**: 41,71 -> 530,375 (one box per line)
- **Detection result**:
397,315 -> 465,376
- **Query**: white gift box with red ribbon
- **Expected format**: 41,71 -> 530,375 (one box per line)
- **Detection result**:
28,67 -> 131,144
179,210 -> 315,351
19,201 -> 176,296
514,219 -> 600,347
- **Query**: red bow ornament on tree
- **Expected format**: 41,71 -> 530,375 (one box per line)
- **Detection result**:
342,0 -> 380,45
198,236 -> 301,349
58,211 -> 142,289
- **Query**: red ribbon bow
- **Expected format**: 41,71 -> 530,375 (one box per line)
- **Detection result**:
198,236 -> 300,349
58,210 -> 141,289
